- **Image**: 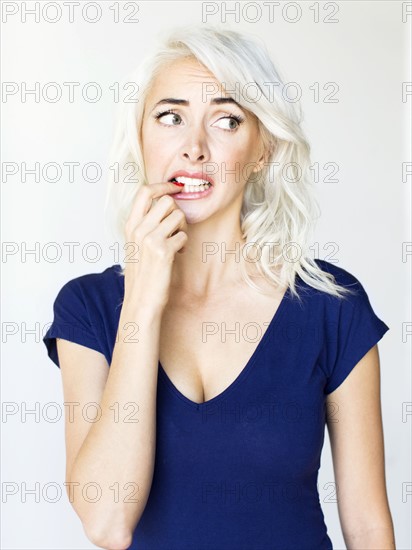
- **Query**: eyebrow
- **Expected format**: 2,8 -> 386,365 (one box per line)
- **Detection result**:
150,97 -> 244,112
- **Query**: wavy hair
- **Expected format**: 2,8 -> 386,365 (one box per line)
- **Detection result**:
104,23 -> 355,303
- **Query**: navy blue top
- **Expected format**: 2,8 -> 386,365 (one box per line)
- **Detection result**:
43,260 -> 390,550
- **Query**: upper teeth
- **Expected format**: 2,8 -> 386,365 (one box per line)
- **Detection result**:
174,176 -> 211,186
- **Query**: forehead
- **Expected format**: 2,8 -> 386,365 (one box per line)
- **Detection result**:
148,57 -> 225,96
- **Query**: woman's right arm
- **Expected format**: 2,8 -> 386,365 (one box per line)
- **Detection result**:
59,182 -> 187,549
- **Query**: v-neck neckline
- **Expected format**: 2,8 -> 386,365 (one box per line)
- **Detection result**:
157,284 -> 292,410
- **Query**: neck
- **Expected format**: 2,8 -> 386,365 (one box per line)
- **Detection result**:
170,214 -> 248,300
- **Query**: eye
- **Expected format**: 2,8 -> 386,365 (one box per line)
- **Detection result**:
153,109 -> 182,126
213,114 -> 245,132
152,110 -> 245,131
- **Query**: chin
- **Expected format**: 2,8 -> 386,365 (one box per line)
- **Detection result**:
179,210 -> 211,225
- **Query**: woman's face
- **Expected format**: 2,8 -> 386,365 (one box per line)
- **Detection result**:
141,57 -> 265,224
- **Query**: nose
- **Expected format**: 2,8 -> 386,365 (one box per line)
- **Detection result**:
179,124 -> 210,163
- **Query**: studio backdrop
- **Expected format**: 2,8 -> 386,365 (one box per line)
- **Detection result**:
1,1 -> 411,549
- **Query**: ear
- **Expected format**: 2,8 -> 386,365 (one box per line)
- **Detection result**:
252,141 -> 273,173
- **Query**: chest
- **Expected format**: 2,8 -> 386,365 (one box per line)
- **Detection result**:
158,287 -> 287,405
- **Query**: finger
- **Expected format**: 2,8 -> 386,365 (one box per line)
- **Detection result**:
170,230 -> 188,254
155,208 -> 187,240
126,182 -> 182,233
128,193 -> 182,238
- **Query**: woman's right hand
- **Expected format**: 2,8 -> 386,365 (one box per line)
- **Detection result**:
122,182 -> 188,310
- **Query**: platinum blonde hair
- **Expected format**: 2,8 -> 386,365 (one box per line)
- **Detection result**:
104,24 -> 355,303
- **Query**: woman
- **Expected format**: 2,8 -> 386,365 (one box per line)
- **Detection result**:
43,25 -> 395,549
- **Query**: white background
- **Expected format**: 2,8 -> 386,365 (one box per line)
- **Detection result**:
1,1 -> 411,548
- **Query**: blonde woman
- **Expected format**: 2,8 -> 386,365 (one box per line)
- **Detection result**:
43,25 -> 395,550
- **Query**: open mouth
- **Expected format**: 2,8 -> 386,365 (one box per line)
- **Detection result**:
168,176 -> 213,193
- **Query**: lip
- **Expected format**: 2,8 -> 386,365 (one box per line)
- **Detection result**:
172,185 -> 213,200
167,170 -> 215,186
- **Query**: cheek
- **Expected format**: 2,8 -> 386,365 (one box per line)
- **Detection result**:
224,135 -> 256,162
222,148 -> 257,184
141,129 -> 162,162
147,131 -> 175,155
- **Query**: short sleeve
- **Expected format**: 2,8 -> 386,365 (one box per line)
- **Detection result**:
43,279 -> 104,368
324,279 -> 390,395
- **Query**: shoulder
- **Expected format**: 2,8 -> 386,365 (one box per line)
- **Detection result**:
309,260 -> 389,395
56,264 -> 123,302
63,263 -> 123,288
307,259 -> 388,330
312,258 -> 364,289
45,265 -> 123,368
309,258 -> 369,306
52,264 -> 124,325
297,258 -> 382,324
